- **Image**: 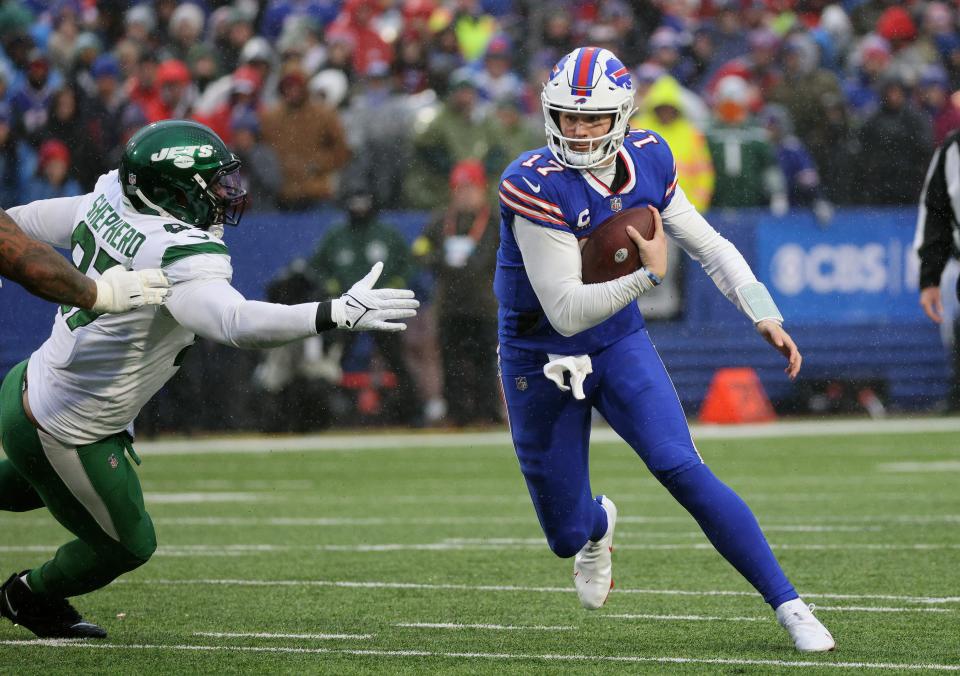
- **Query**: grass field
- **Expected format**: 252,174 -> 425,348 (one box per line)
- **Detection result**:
2,419 -> 959,674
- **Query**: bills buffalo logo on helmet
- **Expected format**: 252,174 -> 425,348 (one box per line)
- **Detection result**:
604,58 -> 632,90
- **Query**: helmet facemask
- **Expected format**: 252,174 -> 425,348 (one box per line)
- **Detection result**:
542,94 -> 635,168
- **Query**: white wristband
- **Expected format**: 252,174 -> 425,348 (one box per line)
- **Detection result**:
735,282 -> 783,324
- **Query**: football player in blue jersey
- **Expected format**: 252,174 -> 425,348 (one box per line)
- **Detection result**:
495,46 -> 835,652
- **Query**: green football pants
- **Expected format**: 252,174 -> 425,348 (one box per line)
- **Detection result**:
0,360 -> 156,597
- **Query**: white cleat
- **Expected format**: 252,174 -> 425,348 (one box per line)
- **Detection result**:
573,496 -> 617,610
776,598 -> 836,652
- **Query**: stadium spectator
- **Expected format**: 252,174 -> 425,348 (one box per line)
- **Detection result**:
123,3 -> 158,54
85,55 -> 129,160
215,7 -> 258,74
403,68 -> 498,209
451,0 -> 499,62
706,0 -> 749,77
327,0 -> 395,76
0,104 -> 28,207
760,104 -> 833,224
768,33 -> 844,157
43,84 -> 103,191
260,66 -> 351,209
26,138 -> 80,201
709,27 -> 782,110
10,49 -> 58,148
187,44 -> 221,96
309,68 -> 350,109
632,75 -> 715,213
843,34 -> 892,122
471,34 -> 524,105
309,186 -> 423,424
395,28 -> 431,95
143,59 -> 196,122
165,3 -> 205,64
487,95 -> 542,194
706,75 -> 787,212
230,108 -> 282,212
857,73 -> 934,205
126,52 -> 161,121
877,6 -> 926,83
426,23 -> 465,96
412,159 -> 499,426
193,64 -> 263,144
45,3 -> 80,75
342,60 -> 415,208
916,64 -> 960,145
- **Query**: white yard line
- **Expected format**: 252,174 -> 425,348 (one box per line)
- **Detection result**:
130,418 -> 960,456
0,640 -> 958,671
193,632 -> 373,640
395,622 -> 574,631
6,541 -> 958,556
607,613 -> 765,622
877,461 -> 960,473
129,578 -> 960,605
812,606 -> 953,613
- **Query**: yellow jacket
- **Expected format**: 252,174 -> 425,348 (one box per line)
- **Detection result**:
631,76 -> 715,212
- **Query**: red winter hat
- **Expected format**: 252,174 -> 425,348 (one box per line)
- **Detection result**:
38,139 -> 70,169
450,159 -> 486,189
877,7 -> 917,42
156,59 -> 191,85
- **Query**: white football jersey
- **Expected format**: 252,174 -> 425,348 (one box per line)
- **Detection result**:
24,170 -> 234,445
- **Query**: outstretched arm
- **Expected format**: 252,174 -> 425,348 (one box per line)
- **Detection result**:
165,262 -> 418,348
662,185 -> 801,379
0,207 -> 98,309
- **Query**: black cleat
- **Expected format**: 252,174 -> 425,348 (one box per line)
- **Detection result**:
0,571 -> 107,639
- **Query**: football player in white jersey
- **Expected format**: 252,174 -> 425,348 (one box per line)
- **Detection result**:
0,120 -> 419,639
0,208 -> 169,312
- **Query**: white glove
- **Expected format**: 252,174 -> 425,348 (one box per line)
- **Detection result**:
92,266 -> 170,314
543,353 -> 593,400
330,261 -> 419,332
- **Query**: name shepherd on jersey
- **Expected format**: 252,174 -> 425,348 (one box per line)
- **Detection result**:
84,194 -> 145,259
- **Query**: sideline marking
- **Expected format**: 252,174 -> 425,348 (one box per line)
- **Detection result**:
1,640 -> 958,671
193,632 -> 373,640
132,418 -> 960,456
128,578 -> 960,605
395,623 -> 574,631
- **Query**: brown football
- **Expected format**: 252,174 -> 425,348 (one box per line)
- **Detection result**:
580,207 -> 656,284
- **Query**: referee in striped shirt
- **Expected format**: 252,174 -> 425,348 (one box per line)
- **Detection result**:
916,129 -> 960,409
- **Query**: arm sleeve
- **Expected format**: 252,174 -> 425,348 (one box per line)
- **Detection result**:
915,142 -> 956,289
164,277 -> 320,349
514,215 -> 655,337
6,196 -> 86,249
661,184 -> 759,313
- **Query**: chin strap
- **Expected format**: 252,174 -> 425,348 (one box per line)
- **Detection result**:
735,282 -> 784,325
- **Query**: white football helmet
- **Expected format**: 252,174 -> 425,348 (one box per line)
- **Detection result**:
542,47 -> 636,168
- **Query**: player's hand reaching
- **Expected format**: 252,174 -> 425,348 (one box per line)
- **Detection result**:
92,266 -> 170,314
756,319 -> 802,380
626,205 -> 667,279
920,286 -> 944,324
332,261 -> 420,332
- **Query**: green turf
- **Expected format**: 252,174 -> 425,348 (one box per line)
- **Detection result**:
1,427 -> 959,673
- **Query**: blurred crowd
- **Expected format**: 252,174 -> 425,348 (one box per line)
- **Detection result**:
5,0 -> 959,428
2,0 -> 957,213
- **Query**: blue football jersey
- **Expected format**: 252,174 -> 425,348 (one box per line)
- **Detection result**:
495,129 -> 678,355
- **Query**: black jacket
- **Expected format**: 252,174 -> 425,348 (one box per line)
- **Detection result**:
917,130 -> 960,289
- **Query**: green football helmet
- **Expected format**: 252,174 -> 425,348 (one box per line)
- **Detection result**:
119,119 -> 247,229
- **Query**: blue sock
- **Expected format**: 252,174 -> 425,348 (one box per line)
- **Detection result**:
589,496 -> 608,542
662,463 -> 798,609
